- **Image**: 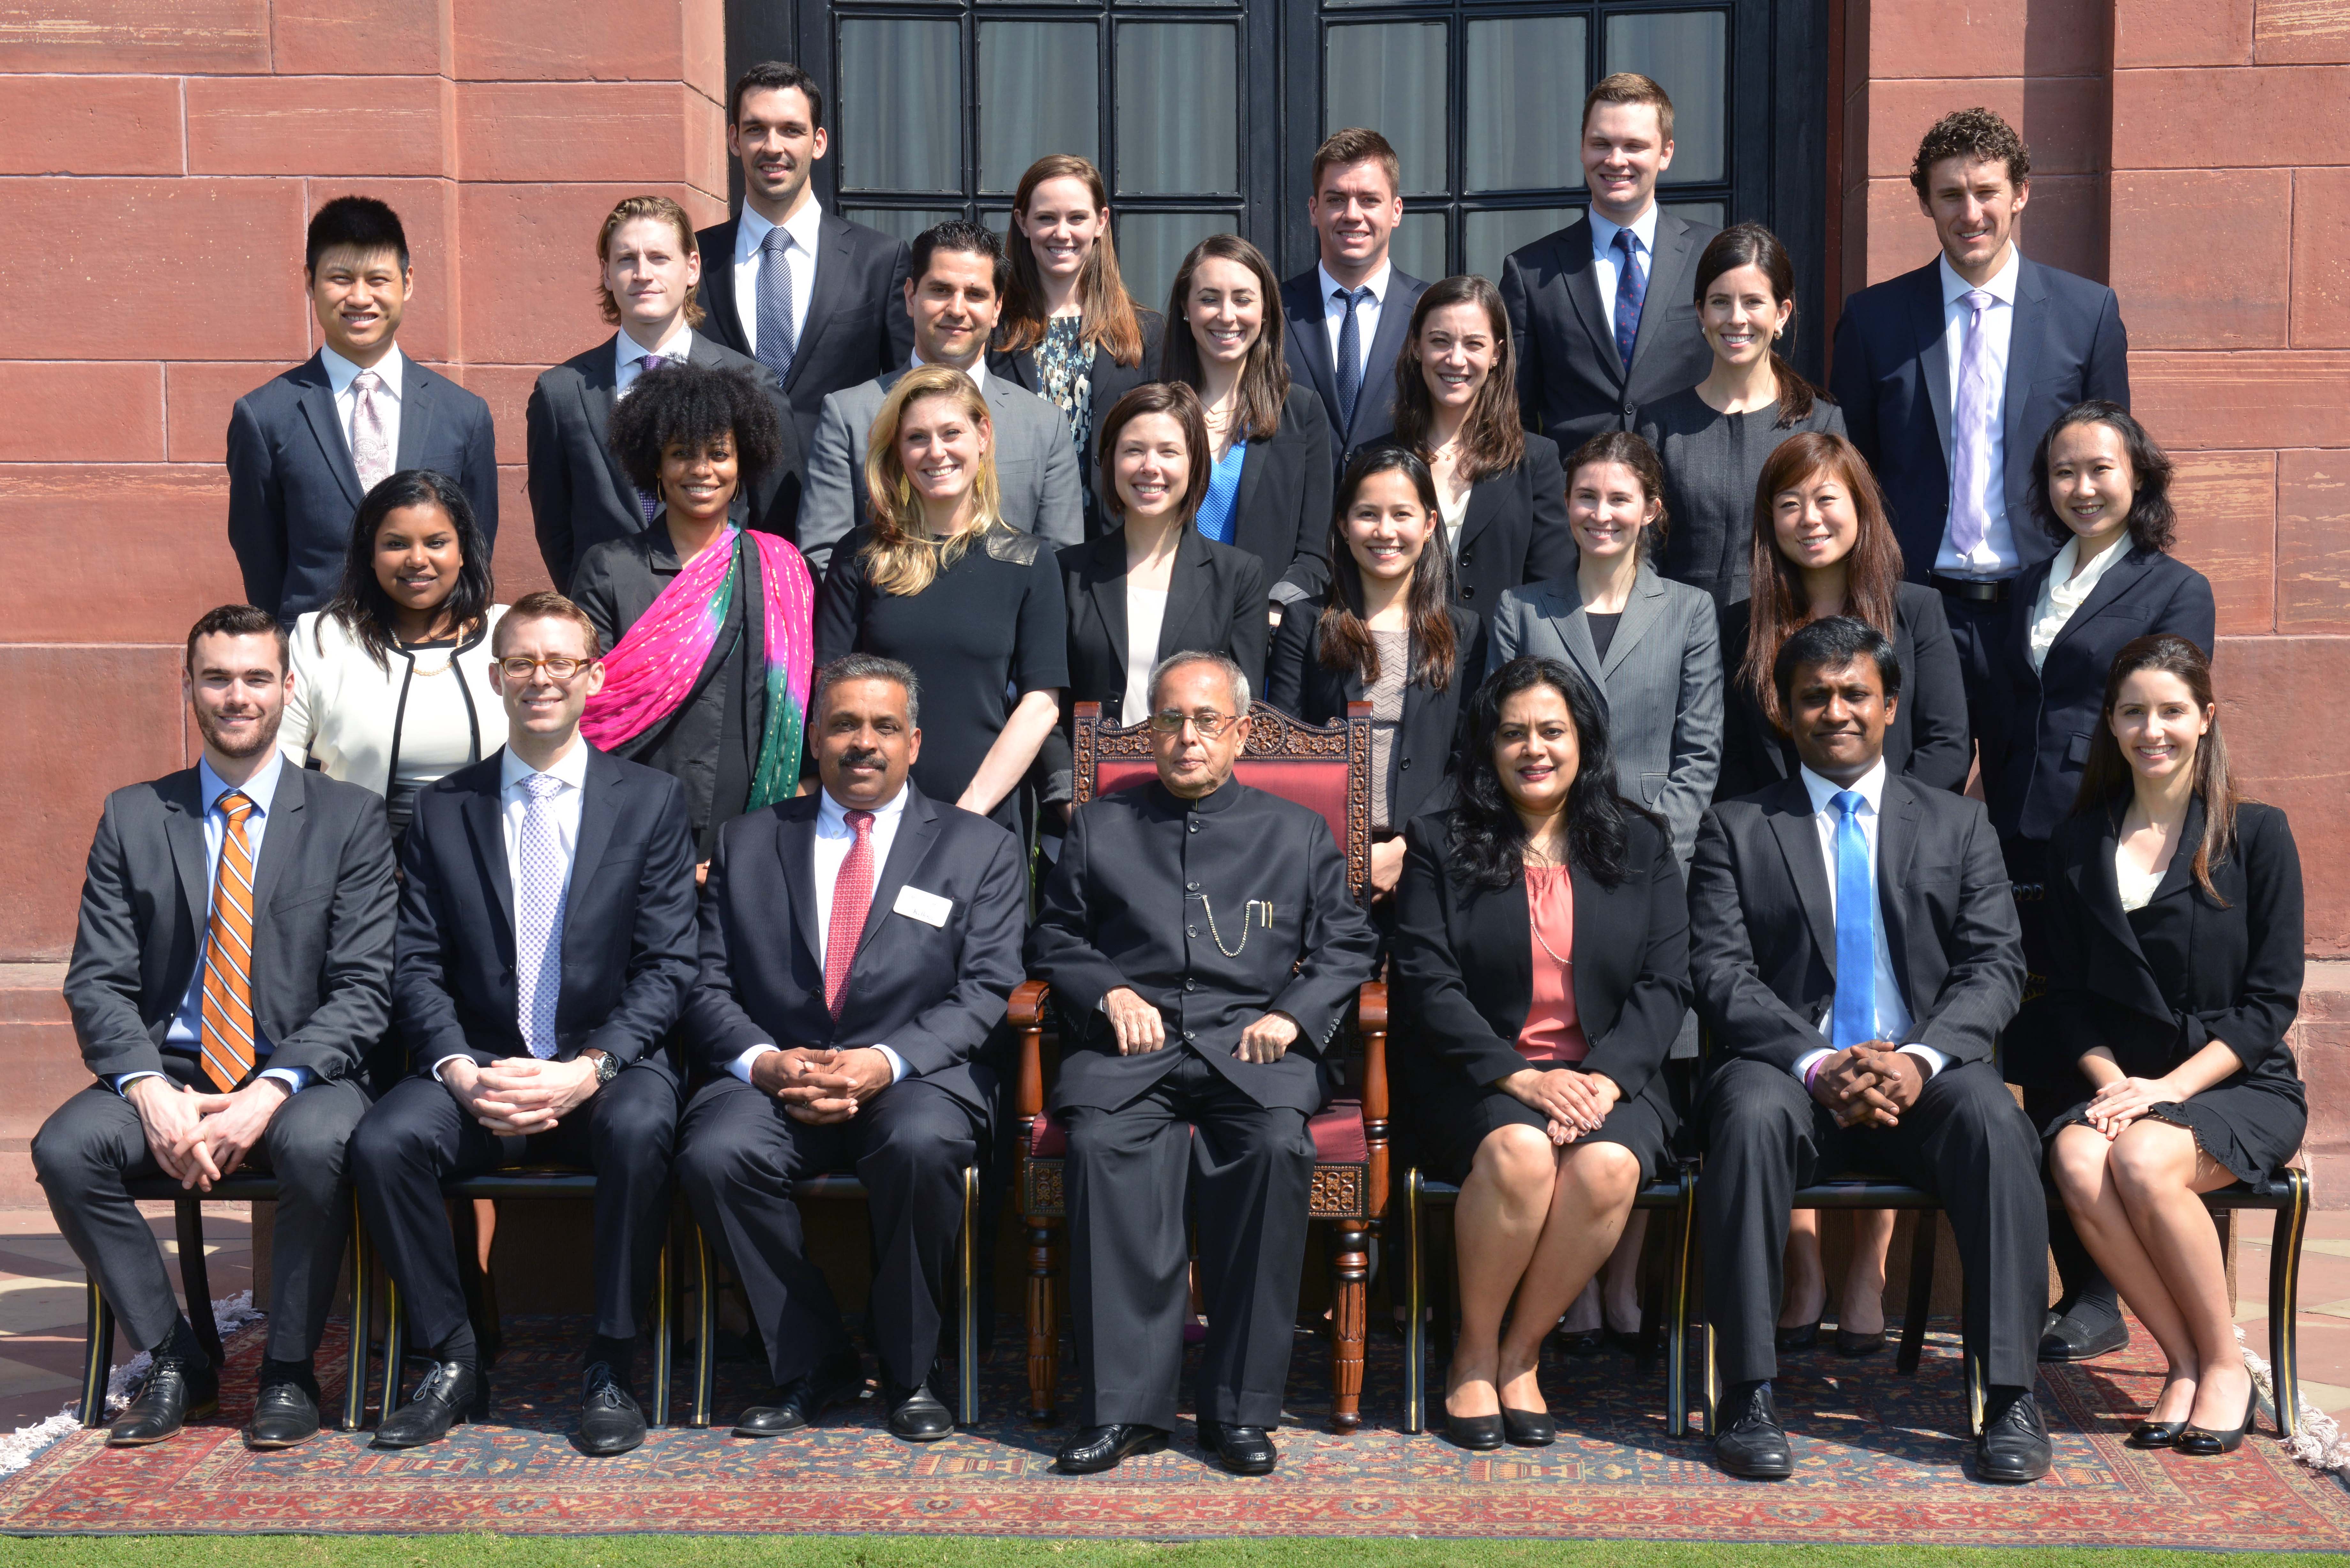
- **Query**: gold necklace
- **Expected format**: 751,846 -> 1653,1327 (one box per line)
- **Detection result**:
1197,894 -> 1272,958
1526,863 -> 1572,970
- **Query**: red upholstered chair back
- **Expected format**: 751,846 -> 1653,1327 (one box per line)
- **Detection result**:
1073,701 -> 1372,901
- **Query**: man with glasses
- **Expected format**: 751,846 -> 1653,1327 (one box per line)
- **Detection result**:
1029,652 -> 1379,1477
350,591 -> 700,1457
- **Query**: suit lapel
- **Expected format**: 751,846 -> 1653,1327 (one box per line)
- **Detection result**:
1354,278 -> 1418,440
777,803 -> 824,965
463,773 -> 514,934
294,356 -> 367,513
1159,529 -> 1215,657
1626,214 -> 1692,374
1457,471 -> 1505,557
162,772 -> 211,950
1764,779 -> 1838,971
709,219 -> 750,352
1876,777 -> 1921,1003
1598,566 -> 1667,680
1541,579 -> 1607,702
577,339 -> 636,506
2002,260 -> 2050,460
1285,274 -> 1342,433
564,749 -> 622,932
2048,546 -> 2151,658
396,357 -> 436,470
1477,868 -> 1535,1030
2074,810 -> 2175,1019
1082,535 -> 1131,676
857,788 -> 940,956
1561,228 -> 1618,388
1911,264 -> 1954,463
786,214 -> 857,399
248,766 -> 306,917
1230,425 -> 1272,548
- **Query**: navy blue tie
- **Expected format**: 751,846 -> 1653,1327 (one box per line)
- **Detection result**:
1611,227 -> 1647,375
1332,286 -> 1372,436
1831,791 -> 1876,1049
756,226 -> 798,385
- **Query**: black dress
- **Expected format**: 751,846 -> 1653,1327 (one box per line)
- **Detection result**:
815,522 -> 1071,834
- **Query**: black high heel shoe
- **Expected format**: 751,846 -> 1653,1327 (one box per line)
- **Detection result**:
1444,1408 -> 1506,1451
2177,1388 -> 2260,1456
2126,1418 -> 2188,1450
1774,1319 -> 1821,1353
1501,1406 -> 1556,1446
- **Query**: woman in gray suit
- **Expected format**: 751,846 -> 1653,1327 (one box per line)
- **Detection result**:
1487,429 -> 1720,1350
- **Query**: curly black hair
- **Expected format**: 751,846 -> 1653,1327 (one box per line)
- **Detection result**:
1908,107 -> 2030,196
2026,399 -> 2177,555
1447,656 -> 1643,891
606,362 -> 783,495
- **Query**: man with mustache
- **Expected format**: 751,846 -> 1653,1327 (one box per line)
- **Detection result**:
675,655 -> 1027,1443
35,605 -> 396,1451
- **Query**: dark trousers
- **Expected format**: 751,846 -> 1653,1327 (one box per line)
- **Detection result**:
1063,1049 -> 1315,1430
349,1054 -> 682,1359
675,1072 -> 984,1391
32,1059 -> 369,1365
1701,1056 -> 2048,1390
1939,590 -> 2008,764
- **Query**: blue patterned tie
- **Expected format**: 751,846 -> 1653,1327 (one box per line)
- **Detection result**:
514,773 -> 567,1059
634,353 -> 667,524
1830,791 -> 1876,1050
756,226 -> 798,385
1332,285 -> 1372,436
1611,227 -> 1647,375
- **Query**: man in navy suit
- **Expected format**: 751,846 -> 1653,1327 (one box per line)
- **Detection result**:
675,654 -> 1027,1444
694,62 -> 915,457
1280,128 -> 1428,469
351,591 -> 700,1457
1830,107 -> 2130,731
1499,74 -> 1718,456
226,197 -> 498,622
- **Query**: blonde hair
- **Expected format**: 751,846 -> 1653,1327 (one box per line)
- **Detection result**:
860,365 -> 1007,597
596,195 -> 706,328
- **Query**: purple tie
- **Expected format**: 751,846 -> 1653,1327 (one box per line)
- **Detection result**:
635,353 -> 668,523
1946,290 -> 1996,558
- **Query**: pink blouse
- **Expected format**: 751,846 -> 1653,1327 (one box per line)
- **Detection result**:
1517,864 -> 1589,1063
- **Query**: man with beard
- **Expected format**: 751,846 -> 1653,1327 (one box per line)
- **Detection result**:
34,605 -> 396,1450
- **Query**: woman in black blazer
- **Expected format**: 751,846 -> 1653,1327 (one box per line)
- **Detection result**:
1391,655 -> 1689,1450
2017,634 -> 2303,1456
1267,447 -> 1482,903
1160,233 -> 1332,613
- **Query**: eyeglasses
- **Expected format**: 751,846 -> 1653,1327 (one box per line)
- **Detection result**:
1147,709 -> 1242,736
497,656 -> 588,681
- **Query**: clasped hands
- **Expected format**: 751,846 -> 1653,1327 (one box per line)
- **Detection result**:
749,1045 -> 896,1124
1102,987 -> 1300,1064
2080,1073 -> 2181,1140
1808,1043 -> 1926,1129
442,1055 -> 603,1136
1504,1066 -> 1621,1145
127,1075 -> 290,1192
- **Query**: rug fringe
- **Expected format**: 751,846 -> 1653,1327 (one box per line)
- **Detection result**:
0,1292 -> 262,1480
2236,1324 -> 2350,1472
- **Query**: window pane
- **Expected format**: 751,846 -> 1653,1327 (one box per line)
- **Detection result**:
841,207 -> 966,247
839,19 -> 962,194
1391,211 -> 1446,285
1465,18 -> 1586,193
1116,212 -> 1232,319
1604,11 -> 1727,185
1323,23 -> 1445,198
1116,24 -> 1238,197
981,22 -> 1098,194
1464,207 -> 1573,287
1666,201 -> 1727,233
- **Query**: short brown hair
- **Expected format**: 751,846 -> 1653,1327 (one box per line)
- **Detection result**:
1909,107 -> 2030,197
1582,72 -> 1675,142
494,591 -> 602,660
1309,127 -> 1400,202
185,604 -> 288,675
1095,381 -> 1212,528
731,61 -> 822,131
595,195 -> 706,329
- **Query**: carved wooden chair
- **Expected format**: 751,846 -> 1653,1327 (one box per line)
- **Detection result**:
1008,700 -> 1388,1433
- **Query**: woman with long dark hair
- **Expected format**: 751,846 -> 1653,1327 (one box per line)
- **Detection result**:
2017,635 -> 2303,1455
282,468 -> 504,837
1391,656 -> 1688,1449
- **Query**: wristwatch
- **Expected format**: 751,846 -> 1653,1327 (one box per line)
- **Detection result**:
583,1048 -> 619,1086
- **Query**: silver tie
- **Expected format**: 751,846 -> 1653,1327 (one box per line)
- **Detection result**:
514,773 -> 567,1059
350,369 -> 392,493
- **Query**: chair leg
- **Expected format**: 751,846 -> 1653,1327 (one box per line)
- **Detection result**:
453,1199 -> 501,1370
651,1232 -> 673,1429
381,1278 -> 407,1419
175,1198 -> 224,1371
1329,1221 -> 1368,1435
1404,1171 -> 1425,1435
79,1276 -> 115,1428
342,1190 -> 370,1432
1700,1321 -> 1718,1438
692,1220 -> 716,1430
1897,1211 -> 1936,1376
1026,1215 -> 1058,1423
1669,1169 -> 1697,1440
959,1165 -> 981,1428
2270,1173 -> 2310,1440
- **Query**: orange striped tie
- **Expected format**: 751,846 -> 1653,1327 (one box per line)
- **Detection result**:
198,791 -> 259,1092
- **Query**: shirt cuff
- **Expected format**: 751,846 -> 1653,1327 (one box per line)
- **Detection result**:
1793,1048 -> 1831,1088
429,1055 -> 473,1084
258,1066 -> 308,1094
113,1071 -> 166,1097
1897,1044 -> 1950,1078
872,1044 -> 909,1083
729,1043 -> 779,1083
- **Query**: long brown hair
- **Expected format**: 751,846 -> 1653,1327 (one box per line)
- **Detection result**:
1564,430 -> 1669,560
1158,234 -> 1289,445
1315,447 -> 1459,690
1095,382 -> 1210,530
1740,431 -> 1904,730
860,366 -> 1007,597
1391,275 -> 1525,485
2073,633 -> 2239,905
1692,223 -> 1819,426
996,155 -> 1147,366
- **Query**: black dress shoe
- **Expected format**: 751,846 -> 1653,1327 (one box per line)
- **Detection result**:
1714,1381 -> 1794,1480
1977,1390 -> 2053,1482
1774,1320 -> 1821,1353
577,1362 -> 646,1456
884,1381 -> 954,1442
1834,1326 -> 1887,1357
1501,1406 -> 1556,1447
1197,1420 -> 1278,1475
733,1352 -> 863,1437
2177,1388 -> 2259,1457
1056,1422 -> 1169,1474
1443,1408 -> 1505,1451
372,1362 -> 480,1450
106,1355 -> 219,1447
243,1380 -> 320,1449
2127,1418 -> 2188,1450
2038,1307 -> 2129,1361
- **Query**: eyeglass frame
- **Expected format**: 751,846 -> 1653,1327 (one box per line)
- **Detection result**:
495,654 -> 592,682
1146,708 -> 1245,737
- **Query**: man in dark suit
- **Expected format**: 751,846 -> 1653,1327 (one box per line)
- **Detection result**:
1028,652 -> 1379,1477
528,195 -> 804,591
1280,128 -> 1429,468
226,197 -> 498,622
1689,616 -> 2047,1485
1829,107 -> 2130,731
350,591 -> 698,1455
1499,74 -> 1718,457
675,654 -> 1027,1443
34,605 -> 396,1451
694,61 -> 915,458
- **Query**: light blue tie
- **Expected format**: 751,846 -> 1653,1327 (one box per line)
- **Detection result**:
1831,790 -> 1875,1050
514,773 -> 567,1059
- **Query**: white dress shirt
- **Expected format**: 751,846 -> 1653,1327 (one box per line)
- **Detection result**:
908,346 -> 989,394
733,199 -> 824,360
1588,204 -> 1661,343
728,785 -> 912,1085
1316,258 -> 1395,384
321,342 -> 404,469
1788,760 -> 1951,1086
616,324 -> 695,397
2026,532 -> 2130,674
1934,245 -> 2022,576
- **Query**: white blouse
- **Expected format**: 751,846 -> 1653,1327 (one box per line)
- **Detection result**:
282,605 -> 508,829
1122,585 -> 1168,724
2116,845 -> 2164,913
2026,535 -> 2129,674
1437,476 -> 1471,562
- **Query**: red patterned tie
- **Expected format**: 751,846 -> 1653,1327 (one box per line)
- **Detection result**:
823,810 -> 876,1017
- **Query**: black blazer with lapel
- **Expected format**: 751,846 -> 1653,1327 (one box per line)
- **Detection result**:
394,746 -> 698,1071
1058,527 -> 1269,727
1688,772 -> 2024,1081
226,351 -> 500,621
1829,255 -> 2131,581
1266,601 -> 1484,833
694,210 -> 916,450
63,765 -> 397,1085
1498,211 -> 1718,457
1213,384 -> 1337,601
1346,433 -> 1575,615
1988,546 -> 2215,845
1280,267 -> 1430,465
683,783 -> 1028,1117
525,332 -> 805,592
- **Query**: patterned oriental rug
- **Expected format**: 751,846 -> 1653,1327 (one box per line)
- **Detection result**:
4,1313 -> 2348,1545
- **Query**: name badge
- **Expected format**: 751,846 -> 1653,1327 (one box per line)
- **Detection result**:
893,885 -> 953,927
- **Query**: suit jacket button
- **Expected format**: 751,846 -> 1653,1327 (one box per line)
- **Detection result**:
1401,758 -> 1412,769
1462,585 -> 1476,599
1185,979 -> 1197,992
1183,1031 -> 1196,1043
1622,402 -> 1636,416
1186,925 -> 1197,937
1186,881 -> 1201,892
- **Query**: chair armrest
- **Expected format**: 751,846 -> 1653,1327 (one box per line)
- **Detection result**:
1012,979 -> 1052,1127
1358,980 -> 1389,1220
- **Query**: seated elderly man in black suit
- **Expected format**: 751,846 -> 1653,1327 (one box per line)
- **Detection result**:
1689,616 -> 2045,1484
351,590 -> 700,1456
676,654 -> 1027,1444
1029,651 -> 1380,1478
